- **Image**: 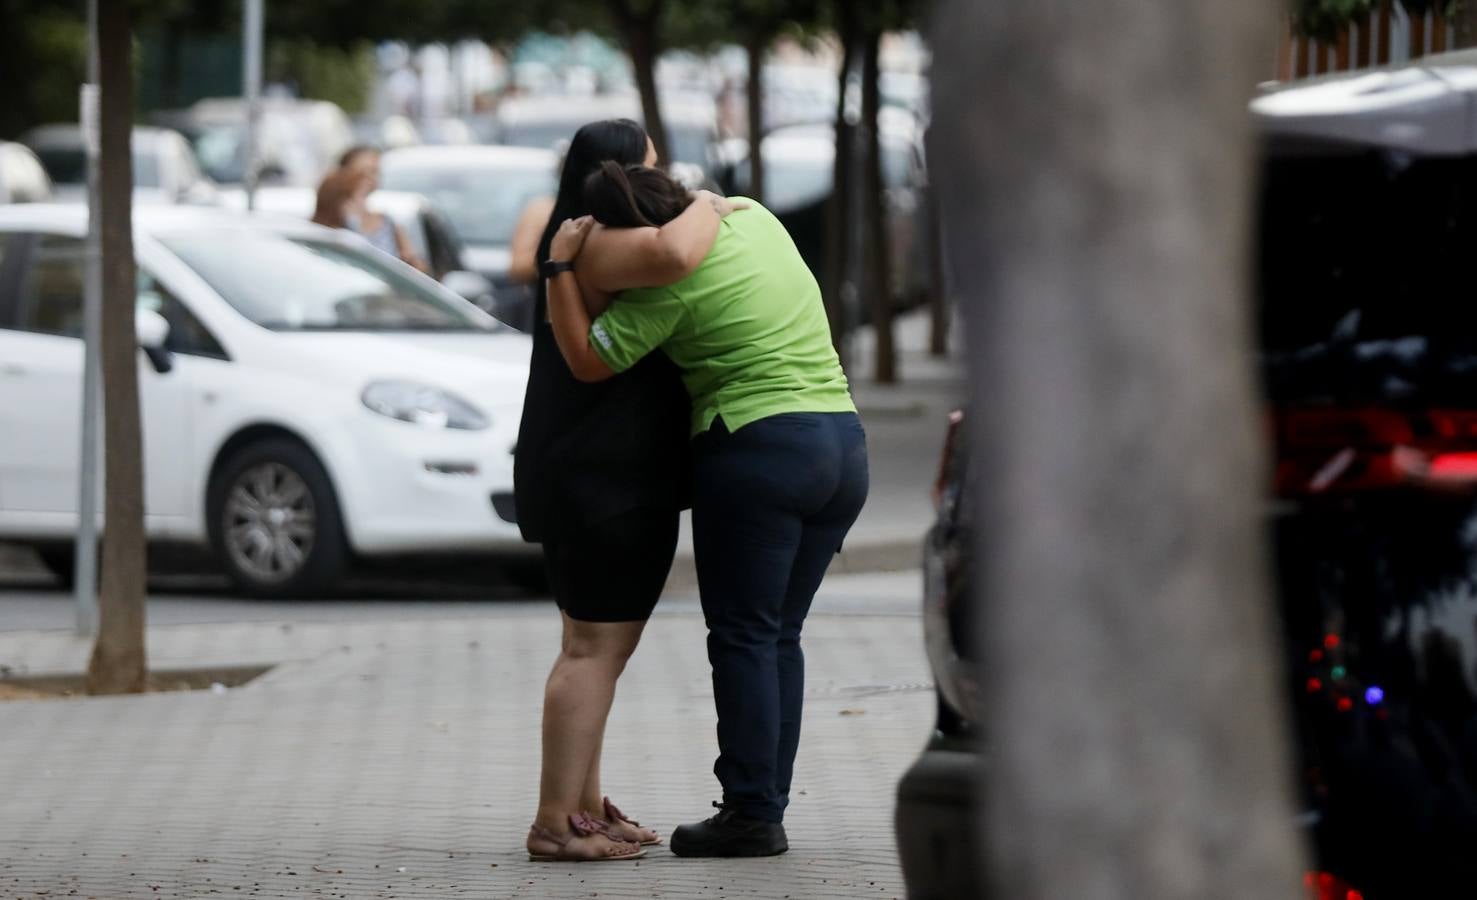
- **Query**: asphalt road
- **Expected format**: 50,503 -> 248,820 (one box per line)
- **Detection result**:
0,567 -> 923,632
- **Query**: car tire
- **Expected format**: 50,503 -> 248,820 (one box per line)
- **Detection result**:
207,438 -> 347,599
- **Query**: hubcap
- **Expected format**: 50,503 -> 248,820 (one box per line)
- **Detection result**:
223,462 -> 316,584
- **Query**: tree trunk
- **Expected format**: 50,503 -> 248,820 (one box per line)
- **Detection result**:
613,2 -> 670,166
745,30 -> 766,204
86,0 -> 147,697
926,182 -> 950,356
1453,1 -> 1477,48
861,28 -> 896,385
822,3 -> 859,359
930,1 -> 1307,897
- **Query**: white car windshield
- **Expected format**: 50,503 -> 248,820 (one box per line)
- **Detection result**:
380,163 -> 554,245
159,230 -> 497,332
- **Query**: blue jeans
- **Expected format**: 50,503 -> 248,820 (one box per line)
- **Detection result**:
691,412 -> 870,823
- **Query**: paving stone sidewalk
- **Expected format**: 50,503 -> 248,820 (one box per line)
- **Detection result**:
0,606 -> 932,899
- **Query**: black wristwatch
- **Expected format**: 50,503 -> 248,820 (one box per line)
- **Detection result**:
540,259 -> 576,278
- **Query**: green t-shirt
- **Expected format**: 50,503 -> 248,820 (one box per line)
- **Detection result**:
589,200 -> 856,435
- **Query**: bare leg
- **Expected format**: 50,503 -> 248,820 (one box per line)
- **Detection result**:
529,613 -> 645,857
578,655 -> 662,844
580,721 -> 608,815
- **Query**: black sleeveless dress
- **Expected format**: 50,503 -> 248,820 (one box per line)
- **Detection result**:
513,295 -> 691,620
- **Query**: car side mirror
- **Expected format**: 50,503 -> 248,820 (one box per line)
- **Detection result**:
136,308 -> 174,374
442,270 -> 494,303
136,308 -> 169,349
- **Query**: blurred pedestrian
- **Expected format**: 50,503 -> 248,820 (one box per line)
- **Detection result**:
340,144 -> 382,186
543,162 -> 867,859
517,119 -> 735,863
509,192 -> 556,284
310,166 -> 426,273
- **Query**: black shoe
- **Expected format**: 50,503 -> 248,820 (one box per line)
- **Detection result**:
670,802 -> 789,858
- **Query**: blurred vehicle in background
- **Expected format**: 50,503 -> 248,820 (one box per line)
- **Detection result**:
494,93 -> 721,180
761,63 -> 841,131
380,145 -> 557,331
894,411 -> 980,900
22,124 -> 217,206
0,143 -> 52,204
718,108 -> 931,312
415,117 -> 477,146
350,114 -> 421,151
0,204 -> 533,597
218,186 -> 494,307
158,97 -> 353,189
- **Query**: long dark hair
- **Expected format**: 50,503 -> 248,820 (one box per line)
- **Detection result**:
584,161 -> 693,229
535,119 -> 649,313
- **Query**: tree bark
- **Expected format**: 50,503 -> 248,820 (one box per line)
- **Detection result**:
861,28 -> 896,384
926,182 -> 950,356
1453,1 -> 1477,48
613,1 -> 670,167
745,29 -> 767,205
822,3 -> 858,359
87,0 -> 147,697
930,1 -> 1307,897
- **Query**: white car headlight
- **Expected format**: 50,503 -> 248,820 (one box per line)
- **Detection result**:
362,381 -> 489,431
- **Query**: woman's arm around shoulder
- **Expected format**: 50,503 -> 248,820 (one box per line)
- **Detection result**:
579,191 -> 748,294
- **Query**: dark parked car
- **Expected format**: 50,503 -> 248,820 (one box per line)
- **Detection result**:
894,410 -> 980,900
897,51 -> 1477,900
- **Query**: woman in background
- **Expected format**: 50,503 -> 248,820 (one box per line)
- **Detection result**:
311,167 -> 426,273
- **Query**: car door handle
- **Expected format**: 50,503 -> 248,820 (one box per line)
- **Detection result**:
0,364 -> 25,377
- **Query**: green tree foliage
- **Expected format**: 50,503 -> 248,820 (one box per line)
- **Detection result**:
1291,0 -> 1459,40
0,0 -> 86,139
268,39 -> 377,115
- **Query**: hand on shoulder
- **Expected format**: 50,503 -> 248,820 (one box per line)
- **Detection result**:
696,190 -> 751,219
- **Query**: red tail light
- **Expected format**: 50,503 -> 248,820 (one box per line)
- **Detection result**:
933,409 -> 965,511
1303,871 -> 1363,900
1279,409 -> 1413,449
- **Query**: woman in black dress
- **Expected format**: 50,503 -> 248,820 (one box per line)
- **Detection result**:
516,119 -> 738,862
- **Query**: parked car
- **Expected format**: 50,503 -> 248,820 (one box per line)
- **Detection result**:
897,52 -> 1477,900
350,114 -> 421,151
494,92 -> 721,178
894,410 -> 980,900
217,186 -> 493,304
1252,55 -> 1477,899
415,117 -> 477,146
22,124 -> 217,206
0,142 -> 51,204
380,145 -> 557,331
159,97 -> 353,189
0,204 -> 534,597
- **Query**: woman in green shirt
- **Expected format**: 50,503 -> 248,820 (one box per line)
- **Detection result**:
542,162 -> 870,858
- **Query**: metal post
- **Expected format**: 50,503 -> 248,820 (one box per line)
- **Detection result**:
242,0 -> 263,211
74,0 -> 102,637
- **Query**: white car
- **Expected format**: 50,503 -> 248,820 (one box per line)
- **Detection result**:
217,186 -> 494,304
23,124 -> 218,206
0,204 -> 534,597
0,142 -> 52,204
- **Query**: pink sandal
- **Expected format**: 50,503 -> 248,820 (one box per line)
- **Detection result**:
598,797 -> 662,846
527,813 -> 646,862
